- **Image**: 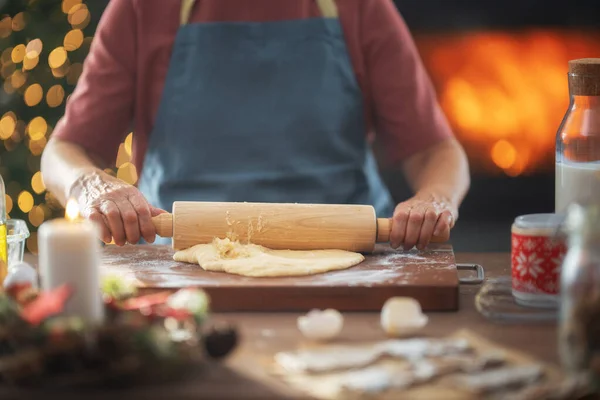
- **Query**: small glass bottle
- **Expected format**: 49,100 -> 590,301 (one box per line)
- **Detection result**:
0,174 -> 7,285
555,58 -> 600,213
559,202 -> 600,386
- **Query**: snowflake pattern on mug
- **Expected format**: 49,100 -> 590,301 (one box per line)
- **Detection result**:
512,233 -> 567,295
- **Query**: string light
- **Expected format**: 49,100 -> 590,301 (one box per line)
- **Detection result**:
4,0 -> 96,253
24,83 -> 43,106
18,191 -> 34,213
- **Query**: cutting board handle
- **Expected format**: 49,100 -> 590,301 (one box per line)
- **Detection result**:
152,213 -> 173,237
376,218 -> 449,243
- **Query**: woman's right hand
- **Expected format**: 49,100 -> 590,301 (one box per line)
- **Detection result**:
69,169 -> 164,245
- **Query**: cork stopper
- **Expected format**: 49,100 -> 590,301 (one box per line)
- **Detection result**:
568,58 -> 600,96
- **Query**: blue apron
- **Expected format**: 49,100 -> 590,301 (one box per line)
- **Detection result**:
137,0 -> 395,244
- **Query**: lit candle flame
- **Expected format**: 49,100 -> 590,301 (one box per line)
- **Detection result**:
65,198 -> 80,221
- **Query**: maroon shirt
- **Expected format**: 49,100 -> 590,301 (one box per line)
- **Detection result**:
53,0 -> 453,172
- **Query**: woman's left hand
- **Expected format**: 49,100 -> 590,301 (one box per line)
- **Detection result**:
390,191 -> 457,251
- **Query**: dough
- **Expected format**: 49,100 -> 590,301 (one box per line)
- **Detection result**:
173,238 -> 364,277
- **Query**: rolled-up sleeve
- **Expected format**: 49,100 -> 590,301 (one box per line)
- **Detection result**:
52,0 -> 136,167
362,0 -> 453,165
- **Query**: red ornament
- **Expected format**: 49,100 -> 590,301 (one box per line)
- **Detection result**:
20,285 -> 73,326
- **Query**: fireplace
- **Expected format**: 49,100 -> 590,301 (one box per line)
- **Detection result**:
378,0 -> 600,250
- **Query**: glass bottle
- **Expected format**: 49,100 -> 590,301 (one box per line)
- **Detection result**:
558,202 -> 600,386
0,174 -> 6,285
555,58 -> 600,213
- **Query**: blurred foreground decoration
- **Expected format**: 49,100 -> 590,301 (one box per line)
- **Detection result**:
0,0 -> 131,253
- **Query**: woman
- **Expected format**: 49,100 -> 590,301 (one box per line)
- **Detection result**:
41,0 -> 469,251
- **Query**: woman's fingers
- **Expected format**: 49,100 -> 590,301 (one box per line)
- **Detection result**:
112,197 -> 141,244
416,208 -> 438,250
433,210 -> 453,240
128,192 -> 156,243
390,203 -> 410,249
88,209 -> 111,243
99,200 -> 127,246
403,205 -> 427,250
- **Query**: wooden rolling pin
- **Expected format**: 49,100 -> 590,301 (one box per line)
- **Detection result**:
151,201 -> 449,252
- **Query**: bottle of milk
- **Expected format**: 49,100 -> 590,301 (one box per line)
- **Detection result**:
555,58 -> 600,212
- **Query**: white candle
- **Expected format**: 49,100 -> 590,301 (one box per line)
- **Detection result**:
38,199 -> 104,325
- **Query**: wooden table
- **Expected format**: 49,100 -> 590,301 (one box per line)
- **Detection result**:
1,252 -> 556,400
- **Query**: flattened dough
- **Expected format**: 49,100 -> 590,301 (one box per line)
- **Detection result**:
173,238 -> 364,277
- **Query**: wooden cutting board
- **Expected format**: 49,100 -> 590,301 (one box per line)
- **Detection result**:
100,244 -> 459,312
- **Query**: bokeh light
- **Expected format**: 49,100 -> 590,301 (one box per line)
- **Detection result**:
10,70 -> 26,89
124,132 -> 133,155
18,191 -> 34,213
64,29 -> 83,51
62,0 -> 82,14
46,85 -> 65,108
28,206 -> 45,227
0,16 -> 11,39
68,4 -> 90,29
22,54 -> 39,70
29,137 -> 47,156
27,116 -> 47,141
11,12 -> 26,32
25,38 -> 43,58
117,162 -> 138,185
24,83 -> 43,106
48,46 -> 68,69
2,0 -> 97,252
0,113 -> 16,140
31,171 -> 45,194
11,44 -> 26,63
5,194 -> 13,215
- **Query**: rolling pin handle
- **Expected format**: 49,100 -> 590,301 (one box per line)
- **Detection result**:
152,212 -> 174,238
376,217 -> 449,243
376,218 -> 392,242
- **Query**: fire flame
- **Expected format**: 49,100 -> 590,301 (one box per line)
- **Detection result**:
415,30 -> 600,176
65,198 -> 80,221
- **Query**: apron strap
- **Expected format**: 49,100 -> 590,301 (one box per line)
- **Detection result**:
180,0 -> 338,26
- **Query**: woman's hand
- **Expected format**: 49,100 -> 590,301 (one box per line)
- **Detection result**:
69,169 -> 164,245
390,191 -> 457,251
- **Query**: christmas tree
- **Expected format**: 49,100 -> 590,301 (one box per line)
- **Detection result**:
0,0 -> 133,252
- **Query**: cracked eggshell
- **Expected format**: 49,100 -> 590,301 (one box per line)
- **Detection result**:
381,297 -> 428,337
297,308 -> 344,341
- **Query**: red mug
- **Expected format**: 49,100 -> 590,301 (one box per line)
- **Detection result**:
511,214 -> 567,308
